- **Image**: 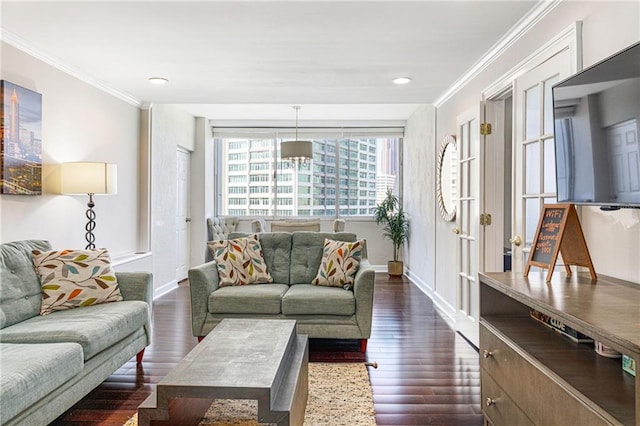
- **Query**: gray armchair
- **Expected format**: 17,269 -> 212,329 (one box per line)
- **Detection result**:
207,217 -> 239,241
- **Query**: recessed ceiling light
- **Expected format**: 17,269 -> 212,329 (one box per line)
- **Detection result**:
148,77 -> 169,85
392,77 -> 412,85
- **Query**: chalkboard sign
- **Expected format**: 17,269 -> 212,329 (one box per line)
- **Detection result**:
525,204 -> 596,282
530,207 -> 565,265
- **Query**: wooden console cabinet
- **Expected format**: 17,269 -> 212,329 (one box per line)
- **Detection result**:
479,271 -> 639,425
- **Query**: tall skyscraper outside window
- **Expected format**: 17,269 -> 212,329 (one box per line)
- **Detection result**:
216,135 -> 400,217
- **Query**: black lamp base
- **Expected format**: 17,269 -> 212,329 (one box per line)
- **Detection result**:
85,194 -> 96,249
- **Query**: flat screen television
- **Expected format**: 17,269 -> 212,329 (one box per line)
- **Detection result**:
552,41 -> 640,209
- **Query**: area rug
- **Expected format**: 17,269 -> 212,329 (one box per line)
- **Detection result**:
124,362 -> 376,425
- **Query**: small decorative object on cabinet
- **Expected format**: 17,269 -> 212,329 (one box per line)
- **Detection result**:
525,204 -> 596,282
479,271 -> 639,425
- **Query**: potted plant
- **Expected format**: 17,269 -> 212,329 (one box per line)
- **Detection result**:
373,188 -> 409,276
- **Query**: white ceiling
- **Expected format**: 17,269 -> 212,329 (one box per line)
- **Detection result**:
1,0 -> 538,121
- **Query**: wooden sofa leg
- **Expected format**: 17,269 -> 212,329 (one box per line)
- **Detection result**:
198,336 -> 205,343
360,339 -> 368,353
136,349 -> 145,364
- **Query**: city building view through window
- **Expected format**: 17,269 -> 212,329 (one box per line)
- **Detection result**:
215,132 -> 401,217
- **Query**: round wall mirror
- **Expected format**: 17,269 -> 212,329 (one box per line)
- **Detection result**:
437,135 -> 458,221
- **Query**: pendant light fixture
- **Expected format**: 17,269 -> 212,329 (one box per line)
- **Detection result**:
281,106 -> 313,169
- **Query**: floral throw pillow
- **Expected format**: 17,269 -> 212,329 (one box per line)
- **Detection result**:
208,236 -> 273,287
32,248 -> 123,316
313,239 -> 364,289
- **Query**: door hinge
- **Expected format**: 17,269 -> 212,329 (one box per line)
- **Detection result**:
480,122 -> 492,136
480,213 -> 492,226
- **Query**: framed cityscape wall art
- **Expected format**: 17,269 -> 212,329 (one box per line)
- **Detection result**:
0,80 -> 43,195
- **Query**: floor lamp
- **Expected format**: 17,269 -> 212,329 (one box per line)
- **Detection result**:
60,162 -> 117,249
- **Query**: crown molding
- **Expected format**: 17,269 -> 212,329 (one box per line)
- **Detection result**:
433,0 -> 563,108
482,21 -> 582,100
1,27 -> 142,107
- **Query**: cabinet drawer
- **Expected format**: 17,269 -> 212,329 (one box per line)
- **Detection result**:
480,322 -> 616,425
481,370 -> 534,426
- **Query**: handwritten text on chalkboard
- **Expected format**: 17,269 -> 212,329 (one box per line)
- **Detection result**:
531,207 -> 565,264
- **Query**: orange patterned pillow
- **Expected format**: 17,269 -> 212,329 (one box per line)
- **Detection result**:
32,248 -> 123,315
312,239 -> 364,288
208,236 -> 273,287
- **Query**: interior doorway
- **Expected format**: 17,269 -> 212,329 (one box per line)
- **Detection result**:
483,94 -> 513,273
502,96 -> 513,271
176,148 -> 191,282
481,23 -> 581,275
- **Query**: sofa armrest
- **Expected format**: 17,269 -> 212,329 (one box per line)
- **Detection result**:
116,272 -> 153,343
116,272 -> 153,309
352,259 -> 375,338
188,261 -> 220,337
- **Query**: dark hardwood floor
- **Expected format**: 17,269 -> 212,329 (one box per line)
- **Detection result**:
52,274 -> 482,425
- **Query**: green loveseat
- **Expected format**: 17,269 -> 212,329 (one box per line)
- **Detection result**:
188,232 -> 375,352
0,240 -> 153,426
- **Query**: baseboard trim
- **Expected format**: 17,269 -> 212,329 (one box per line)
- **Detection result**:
153,280 -> 179,300
372,264 -> 387,273
404,268 -> 456,329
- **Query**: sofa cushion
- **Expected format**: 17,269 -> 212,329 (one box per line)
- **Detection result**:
0,240 -> 52,329
209,284 -> 289,314
32,248 -> 123,315
0,342 -> 84,425
208,236 -> 273,287
255,232 -> 292,284
282,284 -> 355,316
290,232 -> 357,284
0,300 -> 148,360
313,239 -> 364,288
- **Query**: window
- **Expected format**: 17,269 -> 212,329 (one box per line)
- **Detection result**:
229,153 -> 247,161
250,174 -> 269,182
215,133 -> 401,217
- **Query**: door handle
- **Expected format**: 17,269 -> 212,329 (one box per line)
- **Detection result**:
452,227 -> 461,235
185,218 -> 192,223
510,235 -> 522,246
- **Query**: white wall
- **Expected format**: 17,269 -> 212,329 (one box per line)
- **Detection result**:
149,104 -> 196,294
402,105 -> 439,299
0,42 -> 141,256
189,117 -> 216,268
415,1 -> 640,314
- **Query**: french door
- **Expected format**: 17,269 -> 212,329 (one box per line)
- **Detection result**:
512,50 -> 572,272
455,106 -> 482,347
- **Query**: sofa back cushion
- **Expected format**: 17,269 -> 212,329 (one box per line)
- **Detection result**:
290,232 -> 358,284
0,240 -> 52,329
256,232 -> 293,284
230,232 -> 293,284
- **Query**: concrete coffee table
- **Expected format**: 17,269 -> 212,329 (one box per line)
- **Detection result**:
138,319 -> 308,425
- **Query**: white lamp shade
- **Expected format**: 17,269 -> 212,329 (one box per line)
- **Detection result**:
281,140 -> 313,160
60,162 -> 117,195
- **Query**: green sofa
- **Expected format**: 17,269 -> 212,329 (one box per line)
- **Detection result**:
0,240 -> 153,426
188,232 -> 375,351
